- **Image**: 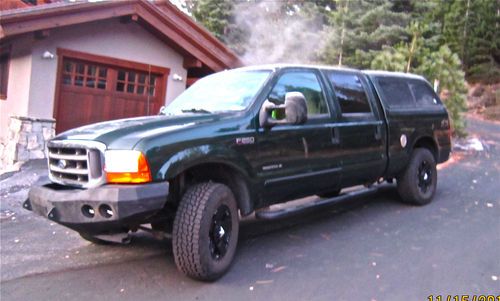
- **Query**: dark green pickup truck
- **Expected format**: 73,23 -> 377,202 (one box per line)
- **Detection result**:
25,64 -> 451,281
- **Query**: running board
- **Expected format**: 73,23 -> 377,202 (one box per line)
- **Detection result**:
255,186 -> 382,220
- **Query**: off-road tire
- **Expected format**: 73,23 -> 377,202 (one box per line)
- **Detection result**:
172,182 -> 239,281
397,148 -> 437,205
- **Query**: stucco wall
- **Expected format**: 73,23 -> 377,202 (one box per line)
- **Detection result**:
28,18 -> 188,119
0,35 -> 33,141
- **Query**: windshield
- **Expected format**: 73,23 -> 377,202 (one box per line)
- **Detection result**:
163,69 -> 271,115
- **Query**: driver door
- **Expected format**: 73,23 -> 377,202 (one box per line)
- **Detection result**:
256,69 -> 342,204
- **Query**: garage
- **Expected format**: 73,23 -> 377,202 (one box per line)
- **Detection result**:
0,0 -> 242,166
54,49 -> 169,133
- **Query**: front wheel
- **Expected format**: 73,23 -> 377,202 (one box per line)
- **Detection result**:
172,182 -> 239,281
397,148 -> 437,205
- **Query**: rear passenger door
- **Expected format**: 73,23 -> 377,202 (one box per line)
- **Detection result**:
324,70 -> 387,186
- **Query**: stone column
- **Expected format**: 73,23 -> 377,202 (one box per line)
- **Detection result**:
0,116 -> 56,168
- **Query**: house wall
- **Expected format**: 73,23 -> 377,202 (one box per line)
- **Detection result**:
0,34 -> 33,141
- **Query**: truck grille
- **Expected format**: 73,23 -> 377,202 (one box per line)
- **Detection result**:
47,141 -> 106,188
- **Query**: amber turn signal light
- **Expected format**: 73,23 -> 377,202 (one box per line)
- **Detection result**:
105,150 -> 152,184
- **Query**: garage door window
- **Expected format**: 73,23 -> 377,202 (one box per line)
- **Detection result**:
62,60 -> 107,90
116,70 -> 156,96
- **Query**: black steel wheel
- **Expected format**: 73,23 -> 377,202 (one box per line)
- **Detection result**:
209,204 -> 233,260
172,182 -> 239,281
417,160 -> 433,194
397,148 -> 437,205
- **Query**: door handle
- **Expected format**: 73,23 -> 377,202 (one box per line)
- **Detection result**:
331,127 -> 340,145
375,125 -> 382,140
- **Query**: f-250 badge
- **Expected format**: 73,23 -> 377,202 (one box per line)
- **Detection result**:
236,137 -> 255,145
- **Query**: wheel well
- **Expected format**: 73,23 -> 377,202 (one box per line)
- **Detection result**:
169,163 -> 253,216
413,137 -> 438,161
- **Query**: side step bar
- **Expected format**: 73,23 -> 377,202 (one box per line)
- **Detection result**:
255,185 -> 385,220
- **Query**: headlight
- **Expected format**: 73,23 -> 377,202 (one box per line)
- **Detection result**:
104,150 -> 151,183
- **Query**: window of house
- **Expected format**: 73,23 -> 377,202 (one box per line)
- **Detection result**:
116,69 -> 156,96
268,71 -> 328,116
0,46 -> 11,100
326,71 -> 371,114
62,60 -> 107,90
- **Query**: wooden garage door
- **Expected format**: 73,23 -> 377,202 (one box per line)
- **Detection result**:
55,49 -> 169,133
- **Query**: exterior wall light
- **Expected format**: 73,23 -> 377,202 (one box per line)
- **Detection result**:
42,51 -> 55,59
172,74 -> 183,81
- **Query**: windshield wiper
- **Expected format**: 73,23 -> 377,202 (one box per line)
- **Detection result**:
181,108 -> 212,114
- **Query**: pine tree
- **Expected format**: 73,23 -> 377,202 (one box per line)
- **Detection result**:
417,46 -> 468,136
443,0 -> 500,83
320,0 -> 410,68
189,0 -> 246,55
369,1 -> 468,136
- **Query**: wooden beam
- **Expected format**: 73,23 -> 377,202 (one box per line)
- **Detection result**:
57,48 -> 170,75
120,14 -> 139,23
34,29 -> 50,40
186,77 -> 199,87
1,4 -> 135,37
183,56 -> 202,69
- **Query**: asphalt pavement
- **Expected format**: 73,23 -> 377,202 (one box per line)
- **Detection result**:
0,117 -> 499,301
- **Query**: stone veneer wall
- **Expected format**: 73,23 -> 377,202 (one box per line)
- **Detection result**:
0,116 -> 56,168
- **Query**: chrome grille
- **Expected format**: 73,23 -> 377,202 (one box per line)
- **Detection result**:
47,141 -> 106,188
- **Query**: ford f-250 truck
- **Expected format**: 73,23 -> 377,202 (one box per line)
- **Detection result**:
25,64 -> 451,281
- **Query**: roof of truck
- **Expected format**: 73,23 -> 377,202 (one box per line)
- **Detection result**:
230,64 -> 428,81
363,70 -> 426,80
233,64 -> 360,73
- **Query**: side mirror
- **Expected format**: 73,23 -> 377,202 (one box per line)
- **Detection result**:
259,92 -> 308,128
158,106 -> 166,115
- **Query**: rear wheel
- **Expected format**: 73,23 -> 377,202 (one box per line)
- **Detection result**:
172,182 -> 239,281
397,148 -> 437,205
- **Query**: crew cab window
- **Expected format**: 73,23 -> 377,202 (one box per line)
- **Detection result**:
377,78 -> 414,108
326,72 -> 371,114
269,71 -> 328,116
408,80 -> 440,106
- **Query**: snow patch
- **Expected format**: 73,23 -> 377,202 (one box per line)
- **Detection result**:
454,137 -> 484,152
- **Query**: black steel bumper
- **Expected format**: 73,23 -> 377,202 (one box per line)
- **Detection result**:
24,182 -> 169,234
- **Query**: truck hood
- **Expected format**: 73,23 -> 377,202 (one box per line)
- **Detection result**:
53,114 -> 218,149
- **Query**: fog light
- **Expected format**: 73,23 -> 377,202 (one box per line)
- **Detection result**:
99,204 -> 113,218
81,205 -> 95,218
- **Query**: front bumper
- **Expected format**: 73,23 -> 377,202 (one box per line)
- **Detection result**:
24,182 -> 169,234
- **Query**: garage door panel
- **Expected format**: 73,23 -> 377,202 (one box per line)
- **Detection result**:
57,91 -> 87,132
56,56 -> 166,133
